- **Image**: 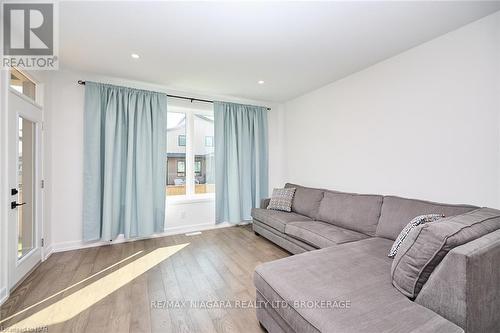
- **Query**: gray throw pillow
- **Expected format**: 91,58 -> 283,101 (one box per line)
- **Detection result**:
391,208 -> 500,299
388,214 -> 444,258
267,188 -> 296,212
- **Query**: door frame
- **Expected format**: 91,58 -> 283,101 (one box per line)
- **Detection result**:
7,85 -> 44,290
1,70 -> 9,304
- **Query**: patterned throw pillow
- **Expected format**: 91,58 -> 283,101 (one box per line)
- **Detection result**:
267,188 -> 296,212
388,214 -> 444,258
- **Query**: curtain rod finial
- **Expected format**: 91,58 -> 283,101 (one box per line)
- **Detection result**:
78,80 -> 86,85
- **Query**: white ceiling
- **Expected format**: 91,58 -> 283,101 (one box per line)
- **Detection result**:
60,1 -> 500,102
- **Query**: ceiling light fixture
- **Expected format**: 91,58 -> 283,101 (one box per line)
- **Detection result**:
131,53 -> 140,59
258,80 -> 265,85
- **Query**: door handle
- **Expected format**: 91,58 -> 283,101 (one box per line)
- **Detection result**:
11,201 -> 26,209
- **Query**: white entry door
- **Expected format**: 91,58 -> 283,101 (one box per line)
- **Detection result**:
8,90 -> 43,289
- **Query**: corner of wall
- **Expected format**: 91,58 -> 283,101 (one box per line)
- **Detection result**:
267,102 -> 287,190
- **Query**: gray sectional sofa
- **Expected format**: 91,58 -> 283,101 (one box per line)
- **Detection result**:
252,183 -> 500,333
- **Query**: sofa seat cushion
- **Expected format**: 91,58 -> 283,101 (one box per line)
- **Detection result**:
254,238 -> 463,333
251,208 -> 311,233
253,220 -> 317,254
285,221 -> 369,248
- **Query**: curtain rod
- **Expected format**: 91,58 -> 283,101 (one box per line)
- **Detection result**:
77,80 -> 271,110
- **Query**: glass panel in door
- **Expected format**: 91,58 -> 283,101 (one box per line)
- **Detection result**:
17,116 -> 35,259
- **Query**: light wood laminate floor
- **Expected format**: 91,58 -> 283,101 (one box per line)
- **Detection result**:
0,225 -> 288,333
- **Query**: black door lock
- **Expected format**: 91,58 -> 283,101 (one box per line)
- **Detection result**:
11,201 -> 26,209
11,188 -> 18,196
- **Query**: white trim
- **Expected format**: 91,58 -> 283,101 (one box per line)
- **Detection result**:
166,193 -> 215,205
8,68 -> 43,106
42,244 -> 54,261
0,70 -> 10,306
8,87 -> 43,110
50,222 -> 242,253
164,221 -> 232,234
0,287 -> 7,305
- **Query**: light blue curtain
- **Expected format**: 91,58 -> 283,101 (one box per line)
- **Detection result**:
83,82 -> 167,241
214,101 -> 268,224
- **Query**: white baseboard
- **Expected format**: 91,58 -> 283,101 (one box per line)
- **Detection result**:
164,221 -> 234,234
0,287 -> 8,306
42,243 -> 54,261
50,222 -> 242,253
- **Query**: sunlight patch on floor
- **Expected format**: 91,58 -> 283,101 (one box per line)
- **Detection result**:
0,250 -> 144,326
4,243 -> 189,330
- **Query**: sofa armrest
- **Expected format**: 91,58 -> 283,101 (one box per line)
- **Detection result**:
260,198 -> 271,209
416,229 -> 500,333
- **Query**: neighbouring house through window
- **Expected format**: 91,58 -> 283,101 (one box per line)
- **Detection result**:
177,160 -> 185,176
178,134 -> 186,147
194,114 -> 215,194
167,112 -> 187,195
194,160 -> 202,175
166,109 -> 215,197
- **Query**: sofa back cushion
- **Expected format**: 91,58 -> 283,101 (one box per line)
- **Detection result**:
285,183 -> 324,219
317,191 -> 383,236
391,208 -> 500,299
376,196 -> 477,240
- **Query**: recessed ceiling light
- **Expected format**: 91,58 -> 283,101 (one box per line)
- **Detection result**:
131,53 -> 140,59
258,80 -> 265,85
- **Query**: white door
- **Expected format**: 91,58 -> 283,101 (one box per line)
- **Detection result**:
8,90 -> 43,289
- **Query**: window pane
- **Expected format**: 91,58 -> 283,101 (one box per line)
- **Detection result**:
10,69 -> 36,101
177,160 -> 185,174
194,114 -> 215,194
18,117 -> 35,259
178,135 -> 186,146
167,112 -> 186,196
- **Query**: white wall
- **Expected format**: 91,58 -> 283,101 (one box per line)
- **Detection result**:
284,12 -> 500,207
268,103 -> 287,189
45,69 -> 284,250
41,10 -> 500,255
